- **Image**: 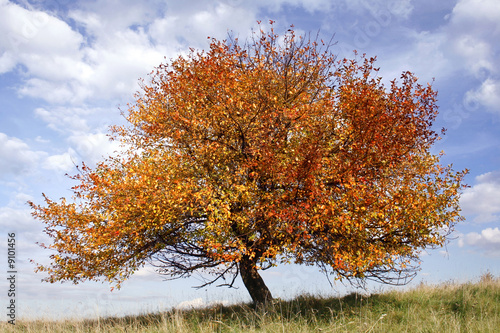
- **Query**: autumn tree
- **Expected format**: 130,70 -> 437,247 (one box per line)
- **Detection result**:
29,24 -> 467,306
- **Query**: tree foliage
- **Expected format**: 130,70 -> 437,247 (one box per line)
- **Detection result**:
29,23 -> 468,305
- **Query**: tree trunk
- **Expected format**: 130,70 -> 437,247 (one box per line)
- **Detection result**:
239,255 -> 273,307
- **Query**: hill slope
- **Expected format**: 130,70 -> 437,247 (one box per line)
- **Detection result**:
4,274 -> 499,332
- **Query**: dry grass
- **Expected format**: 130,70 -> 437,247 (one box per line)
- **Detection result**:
3,273 -> 499,332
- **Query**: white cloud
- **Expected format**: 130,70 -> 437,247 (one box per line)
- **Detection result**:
35,106 -> 124,136
15,32 -> 162,104
34,136 -> 50,143
0,1 -> 83,70
386,0 -> 413,18
382,0 -> 500,115
0,0 -> 164,105
0,50 -> 16,73
35,107 -> 91,133
2,110 -> 125,174
42,149 -> 77,173
460,170 -> 500,223
0,1 -> 87,102
0,132 -> 45,177
149,1 -> 257,50
0,1 -> 255,106
365,0 -> 500,92
458,227 -> 500,257
448,0 -> 500,34
391,30 -> 452,83
65,1 -> 259,104
71,0 -> 160,33
439,250 -> 449,258
68,132 -> 123,165
256,0 -> 334,14
453,35 -> 494,79
2,0 -> 496,114
339,0 -> 413,19
79,31 -> 164,100
176,297 -> 205,309
257,0 -> 412,21
133,267 -> 157,278
418,0 -> 498,79
465,79 -> 500,113
0,206 -> 40,238
175,297 -> 231,310
446,0 -> 500,113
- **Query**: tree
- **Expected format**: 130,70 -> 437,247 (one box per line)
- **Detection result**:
29,23 -> 468,306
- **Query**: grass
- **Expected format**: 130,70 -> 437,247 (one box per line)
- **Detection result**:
3,273 -> 499,332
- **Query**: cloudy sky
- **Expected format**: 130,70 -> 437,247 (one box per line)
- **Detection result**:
1,0 -> 499,320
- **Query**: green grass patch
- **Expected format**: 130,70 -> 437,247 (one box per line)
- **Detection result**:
4,273 -> 499,332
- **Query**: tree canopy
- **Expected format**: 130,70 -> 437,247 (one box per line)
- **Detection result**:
29,23 -> 468,306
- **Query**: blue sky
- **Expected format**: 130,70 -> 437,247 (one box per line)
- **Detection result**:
1,0 -> 499,320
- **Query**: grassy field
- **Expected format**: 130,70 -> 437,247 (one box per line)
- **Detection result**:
3,273 -> 499,332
